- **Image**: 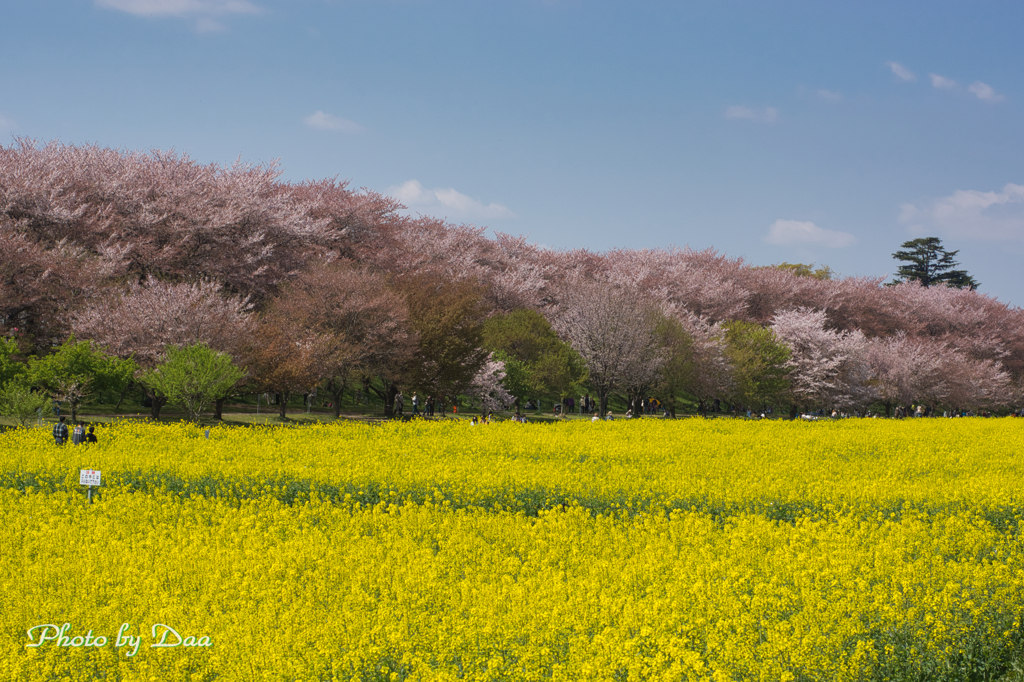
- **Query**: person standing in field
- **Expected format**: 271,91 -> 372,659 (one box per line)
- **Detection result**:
52,417 -> 69,445
412,392 -> 420,416
86,425 -> 98,444
393,392 -> 404,417
72,422 -> 86,445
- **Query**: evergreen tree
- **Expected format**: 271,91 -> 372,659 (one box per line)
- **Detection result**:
891,237 -> 979,290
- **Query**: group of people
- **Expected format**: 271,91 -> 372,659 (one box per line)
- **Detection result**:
393,392 -> 439,417
51,416 -> 97,445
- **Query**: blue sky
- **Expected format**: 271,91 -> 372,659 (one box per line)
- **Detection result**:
2,0 -> 1022,305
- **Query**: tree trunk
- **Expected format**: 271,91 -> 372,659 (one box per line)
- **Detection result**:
115,384 -> 129,411
384,384 -> 397,418
326,378 -> 346,419
146,388 -> 166,420
214,398 -> 225,420
278,392 -> 289,420
365,376 -> 397,417
599,392 -> 609,416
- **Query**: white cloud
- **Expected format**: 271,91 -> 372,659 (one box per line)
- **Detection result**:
302,110 -> 364,133
388,180 -> 515,221
95,0 -> 260,16
929,73 -> 957,89
764,219 -> 857,248
887,61 -> 916,82
817,89 -> 842,103
724,105 -> 779,124
968,81 -> 1005,103
95,0 -> 259,30
900,183 -> 1024,241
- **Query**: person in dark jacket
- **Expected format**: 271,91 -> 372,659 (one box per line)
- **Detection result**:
52,417 -> 69,445
72,422 -> 86,445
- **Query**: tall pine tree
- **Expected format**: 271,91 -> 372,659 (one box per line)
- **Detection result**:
891,237 -> 979,290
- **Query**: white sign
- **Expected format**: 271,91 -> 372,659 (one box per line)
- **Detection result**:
79,470 -> 101,486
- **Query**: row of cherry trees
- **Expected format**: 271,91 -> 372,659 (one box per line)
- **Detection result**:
2,139 -> 1022,418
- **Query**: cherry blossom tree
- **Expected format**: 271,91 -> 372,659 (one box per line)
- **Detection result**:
0,138 -> 405,312
243,315 -> 333,420
268,261 -> 413,418
600,247 -> 750,322
939,353 -> 1015,413
465,354 -> 515,414
771,308 -> 875,414
71,276 -> 253,365
69,276 -> 253,418
0,234 -> 102,349
480,233 -> 555,312
668,311 -> 734,415
866,333 -> 946,416
736,266 -> 819,325
5,136 -> 1023,421
554,286 -> 665,415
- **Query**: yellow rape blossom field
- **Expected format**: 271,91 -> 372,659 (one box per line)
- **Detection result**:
2,418 -> 1024,681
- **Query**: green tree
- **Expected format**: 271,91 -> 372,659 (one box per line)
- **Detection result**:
141,343 -> 245,423
891,237 -> 979,290
483,310 -> 561,366
0,383 -> 52,427
773,262 -> 834,280
490,351 -> 532,405
401,275 -> 489,414
653,316 -> 696,417
532,343 -> 589,410
482,309 -> 587,411
28,337 -> 136,422
722,321 -> 792,410
0,337 -> 27,388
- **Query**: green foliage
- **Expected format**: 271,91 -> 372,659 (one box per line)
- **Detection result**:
403,277 -> 489,404
483,309 -> 563,364
722,321 -> 792,409
891,237 -> 979,290
653,315 -> 697,416
532,343 -> 589,401
483,310 -> 588,404
773,262 -> 835,280
491,351 -> 532,403
0,383 -> 52,427
0,337 -> 26,388
141,343 -> 245,422
28,337 -> 136,421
